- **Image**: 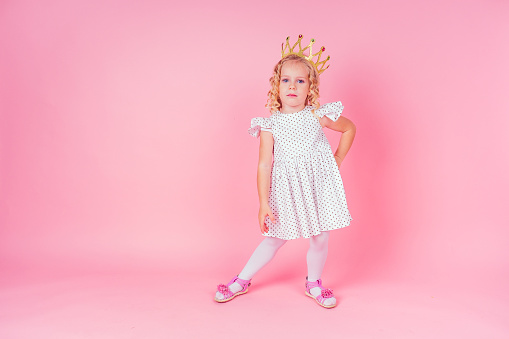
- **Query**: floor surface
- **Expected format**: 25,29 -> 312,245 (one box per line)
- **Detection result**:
1,264 -> 507,339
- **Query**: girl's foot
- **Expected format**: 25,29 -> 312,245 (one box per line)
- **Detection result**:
305,277 -> 337,308
214,276 -> 251,302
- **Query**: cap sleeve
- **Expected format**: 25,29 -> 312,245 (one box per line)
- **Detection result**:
316,101 -> 344,122
248,117 -> 272,138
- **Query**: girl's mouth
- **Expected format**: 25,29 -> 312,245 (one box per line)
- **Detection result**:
287,94 -> 297,97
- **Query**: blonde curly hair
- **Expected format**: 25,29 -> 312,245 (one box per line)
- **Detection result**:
266,54 -> 320,116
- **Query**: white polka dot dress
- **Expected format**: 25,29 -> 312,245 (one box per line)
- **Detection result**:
248,102 -> 352,240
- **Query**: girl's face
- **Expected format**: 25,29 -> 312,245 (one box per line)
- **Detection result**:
278,60 -> 310,113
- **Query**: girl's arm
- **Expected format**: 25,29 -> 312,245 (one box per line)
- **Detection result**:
257,131 -> 275,232
320,116 -> 356,167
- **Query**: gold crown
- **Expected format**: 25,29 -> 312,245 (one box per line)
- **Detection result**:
281,34 -> 330,74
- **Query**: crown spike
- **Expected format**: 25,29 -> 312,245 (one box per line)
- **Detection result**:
291,35 -> 302,54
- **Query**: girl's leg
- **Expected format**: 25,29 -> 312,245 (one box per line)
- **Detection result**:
306,231 -> 336,306
306,231 -> 330,281
216,237 -> 286,300
238,236 -> 287,280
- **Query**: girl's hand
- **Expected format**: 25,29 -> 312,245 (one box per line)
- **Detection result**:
258,204 -> 275,234
334,155 -> 343,169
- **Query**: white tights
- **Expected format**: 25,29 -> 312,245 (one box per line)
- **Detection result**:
306,231 -> 330,282
238,237 -> 287,280
216,232 -> 335,305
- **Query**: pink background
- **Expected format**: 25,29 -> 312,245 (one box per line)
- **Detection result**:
1,0 -> 509,337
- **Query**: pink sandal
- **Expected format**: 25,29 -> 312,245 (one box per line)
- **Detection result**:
305,277 -> 337,308
214,276 -> 251,303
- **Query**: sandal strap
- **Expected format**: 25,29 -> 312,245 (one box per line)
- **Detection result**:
315,289 -> 335,304
217,283 -> 234,298
305,277 -> 324,291
229,276 -> 251,288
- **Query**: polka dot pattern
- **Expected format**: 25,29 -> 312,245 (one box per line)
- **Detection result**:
247,102 -> 352,240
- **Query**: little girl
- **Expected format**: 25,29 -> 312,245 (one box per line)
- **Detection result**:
214,35 -> 356,308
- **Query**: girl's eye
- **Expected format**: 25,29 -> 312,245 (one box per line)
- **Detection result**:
282,79 -> 289,82
298,79 -> 305,83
